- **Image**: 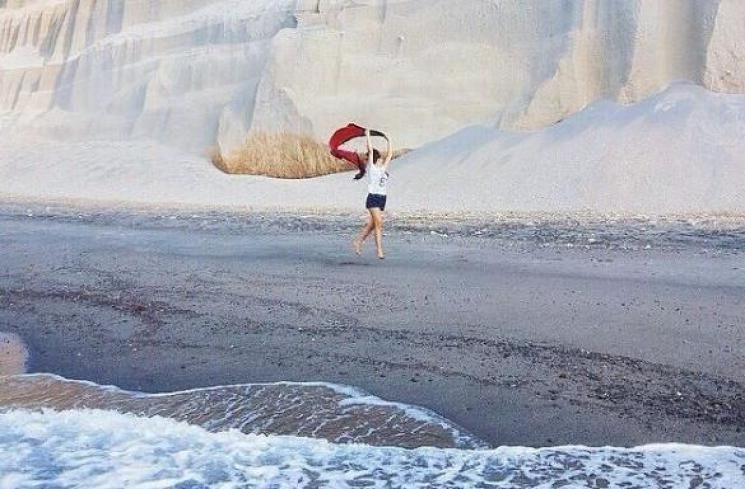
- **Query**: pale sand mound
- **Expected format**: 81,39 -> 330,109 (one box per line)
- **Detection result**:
0,85 -> 744,214
392,84 -> 745,213
0,333 -> 28,376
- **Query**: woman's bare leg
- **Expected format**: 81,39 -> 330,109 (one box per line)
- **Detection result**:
361,213 -> 376,244
353,212 -> 375,255
371,208 -> 384,259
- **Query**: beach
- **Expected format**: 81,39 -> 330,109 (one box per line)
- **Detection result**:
2,204 -> 744,449
0,332 -> 27,376
3,1 -> 745,485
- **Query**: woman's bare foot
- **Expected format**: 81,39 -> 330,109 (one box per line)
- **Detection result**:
377,251 -> 385,260
353,239 -> 362,256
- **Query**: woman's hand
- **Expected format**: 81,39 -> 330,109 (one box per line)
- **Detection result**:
365,129 -> 374,165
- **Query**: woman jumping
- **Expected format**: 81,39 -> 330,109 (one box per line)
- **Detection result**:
353,129 -> 392,259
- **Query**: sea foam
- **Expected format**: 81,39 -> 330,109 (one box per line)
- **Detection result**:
1,409 -> 743,489
0,374 -> 482,449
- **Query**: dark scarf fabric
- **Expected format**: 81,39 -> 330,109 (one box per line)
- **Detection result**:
329,124 -> 385,178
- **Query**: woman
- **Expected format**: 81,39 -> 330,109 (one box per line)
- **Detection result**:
353,129 -> 393,259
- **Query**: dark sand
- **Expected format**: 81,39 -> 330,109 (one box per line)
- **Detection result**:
1,208 -> 744,447
0,332 -> 27,376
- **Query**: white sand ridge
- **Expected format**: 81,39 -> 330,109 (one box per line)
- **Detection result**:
1,84 -> 744,213
2,1 -> 745,212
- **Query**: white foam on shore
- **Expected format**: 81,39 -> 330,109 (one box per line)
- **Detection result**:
0,409 -> 742,489
0,374 -> 483,449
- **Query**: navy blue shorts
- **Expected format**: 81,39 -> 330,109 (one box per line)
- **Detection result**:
366,193 -> 387,211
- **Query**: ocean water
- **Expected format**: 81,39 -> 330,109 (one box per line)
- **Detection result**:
0,375 -> 480,449
1,409 -> 744,489
1,376 -> 744,489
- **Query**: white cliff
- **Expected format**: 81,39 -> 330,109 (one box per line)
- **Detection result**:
0,0 -> 296,151
2,0 -> 745,152
1,0 -> 745,212
259,0 -> 745,150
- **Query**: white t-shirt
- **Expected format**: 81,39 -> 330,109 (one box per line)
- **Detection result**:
367,162 -> 389,196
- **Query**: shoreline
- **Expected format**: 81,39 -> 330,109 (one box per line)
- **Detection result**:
0,372 -> 484,449
3,195 -> 745,223
1,208 -> 744,447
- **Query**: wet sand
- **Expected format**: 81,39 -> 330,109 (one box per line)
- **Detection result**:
1,207 -> 744,447
0,332 -> 27,376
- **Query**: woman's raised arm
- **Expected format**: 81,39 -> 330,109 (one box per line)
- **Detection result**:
383,136 -> 393,170
365,129 -> 374,166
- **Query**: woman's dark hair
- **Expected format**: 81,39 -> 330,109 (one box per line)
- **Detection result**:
372,149 -> 381,162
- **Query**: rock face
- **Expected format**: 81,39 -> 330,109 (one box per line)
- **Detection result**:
1,0 -> 745,153
0,0 -> 296,151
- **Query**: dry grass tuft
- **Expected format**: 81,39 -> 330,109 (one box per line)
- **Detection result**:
210,132 -> 354,179
208,146 -> 230,174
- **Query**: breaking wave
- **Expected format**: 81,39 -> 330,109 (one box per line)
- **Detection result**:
1,408 -> 743,489
0,374 -> 481,449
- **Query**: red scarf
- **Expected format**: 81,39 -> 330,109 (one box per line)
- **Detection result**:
328,123 -> 366,170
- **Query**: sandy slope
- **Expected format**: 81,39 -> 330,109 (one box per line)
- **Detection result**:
2,84 -> 744,213
393,84 -> 745,213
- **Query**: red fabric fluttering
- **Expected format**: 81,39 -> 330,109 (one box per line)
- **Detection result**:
328,123 -> 367,170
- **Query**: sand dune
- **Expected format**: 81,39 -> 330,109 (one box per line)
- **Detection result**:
2,1 -> 745,213
1,84 -> 743,213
